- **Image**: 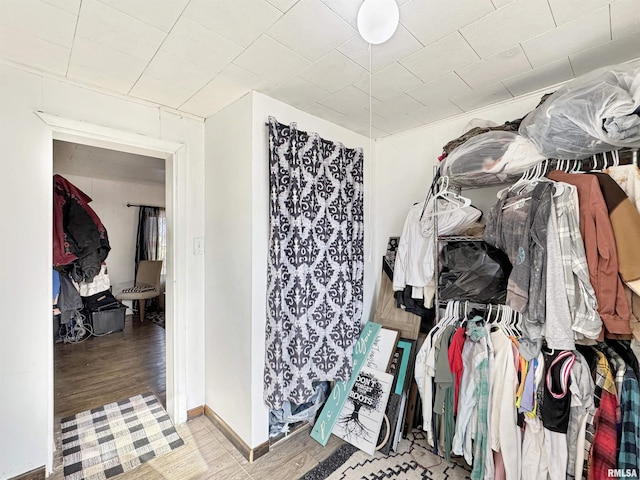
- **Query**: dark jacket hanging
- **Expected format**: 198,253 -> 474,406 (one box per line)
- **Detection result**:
53,174 -> 110,282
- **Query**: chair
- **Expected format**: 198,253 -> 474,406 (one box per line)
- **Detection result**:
116,260 -> 163,323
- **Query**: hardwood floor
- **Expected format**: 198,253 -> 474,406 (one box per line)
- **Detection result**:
54,314 -> 165,420
51,314 -> 346,479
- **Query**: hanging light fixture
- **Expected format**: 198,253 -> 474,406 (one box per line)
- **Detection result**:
357,0 -> 400,45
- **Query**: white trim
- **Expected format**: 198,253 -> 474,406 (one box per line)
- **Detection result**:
37,111 -> 187,474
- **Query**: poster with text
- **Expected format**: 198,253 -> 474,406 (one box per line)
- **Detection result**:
332,366 -> 394,455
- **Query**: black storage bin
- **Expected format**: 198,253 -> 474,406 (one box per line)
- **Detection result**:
90,306 -> 126,334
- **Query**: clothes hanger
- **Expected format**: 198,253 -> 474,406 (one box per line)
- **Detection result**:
421,176 -> 472,219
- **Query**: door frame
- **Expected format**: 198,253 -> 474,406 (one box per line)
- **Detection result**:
36,111 -> 188,474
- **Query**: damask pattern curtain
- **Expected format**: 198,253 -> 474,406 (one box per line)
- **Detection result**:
264,116 -> 364,410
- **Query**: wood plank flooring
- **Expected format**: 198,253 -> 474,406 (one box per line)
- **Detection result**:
54,314 -> 165,420
51,314 -> 346,479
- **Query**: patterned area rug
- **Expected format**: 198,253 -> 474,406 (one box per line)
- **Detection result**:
145,311 -> 164,329
300,431 -> 471,480
61,392 -> 183,480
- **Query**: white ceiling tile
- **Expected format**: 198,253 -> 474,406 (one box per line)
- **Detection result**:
265,76 -> 330,109
547,0 -> 611,25
400,0 -> 495,47
491,0 -> 514,7
96,0 -> 189,32
320,0 -> 360,28
353,62 -> 423,102
233,35 -> 310,83
337,108 -> 388,133
352,126 -> 390,139
450,82 -> 513,111
611,0 -> 640,40
41,0 -> 80,15
129,74 -> 196,108
456,45 -> 531,89
0,25 -> 70,75
460,0 -> 555,57
502,57 -> 574,97
369,94 -> 424,118
179,64 -> 275,117
161,18 -> 243,74
76,0 -> 165,59
303,103 -> 347,124
338,25 -> 423,72
183,0 -> 282,47
266,0 -> 299,12
299,50 -> 368,93
67,36 -> 148,93
406,72 -> 472,105
408,100 -> 464,125
268,0 -> 357,62
569,31 -> 640,76
140,51 -> 215,93
521,7 -> 610,68
400,32 -> 479,81
319,85 -> 378,115
0,0 -> 77,47
373,114 -> 423,135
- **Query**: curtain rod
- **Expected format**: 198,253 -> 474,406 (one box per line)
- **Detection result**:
126,203 -> 164,209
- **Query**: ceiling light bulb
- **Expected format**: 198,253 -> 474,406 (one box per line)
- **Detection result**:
357,0 -> 400,45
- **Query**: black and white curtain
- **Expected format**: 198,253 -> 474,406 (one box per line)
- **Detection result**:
264,116 -> 364,410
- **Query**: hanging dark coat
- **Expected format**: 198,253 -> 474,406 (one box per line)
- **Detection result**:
53,174 -> 110,282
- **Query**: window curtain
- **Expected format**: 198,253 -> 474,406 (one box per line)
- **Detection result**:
134,206 -> 166,306
264,116 -> 364,410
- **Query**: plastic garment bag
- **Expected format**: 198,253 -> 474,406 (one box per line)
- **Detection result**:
440,131 -> 546,186
519,62 -> 640,159
438,241 -> 512,304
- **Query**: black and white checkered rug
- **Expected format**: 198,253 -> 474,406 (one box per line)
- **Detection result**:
61,392 -> 184,480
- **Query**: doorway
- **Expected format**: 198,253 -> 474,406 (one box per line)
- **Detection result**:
52,140 -> 168,466
38,111 -> 188,474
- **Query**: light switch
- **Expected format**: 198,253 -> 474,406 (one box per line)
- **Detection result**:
194,237 -> 205,255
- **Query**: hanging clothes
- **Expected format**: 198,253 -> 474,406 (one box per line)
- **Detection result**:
590,172 -> 640,283
552,183 -> 602,341
548,170 -> 631,336
53,174 -> 110,283
484,181 -> 553,359
393,196 -> 481,303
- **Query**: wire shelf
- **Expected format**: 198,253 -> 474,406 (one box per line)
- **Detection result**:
438,235 -> 484,242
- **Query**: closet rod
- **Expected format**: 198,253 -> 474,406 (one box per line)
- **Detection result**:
126,203 -> 164,209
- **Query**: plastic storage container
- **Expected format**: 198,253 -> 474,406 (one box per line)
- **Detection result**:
90,306 -> 126,335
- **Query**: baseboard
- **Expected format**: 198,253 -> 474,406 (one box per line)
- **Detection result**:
8,466 -> 45,480
203,405 -> 270,463
187,405 -> 204,420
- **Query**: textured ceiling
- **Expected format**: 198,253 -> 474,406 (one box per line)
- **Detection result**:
53,140 -> 165,185
2,0 -> 640,138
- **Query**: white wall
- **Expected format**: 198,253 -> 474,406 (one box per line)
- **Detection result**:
372,90 -> 554,298
0,63 -> 205,479
204,91 -> 371,449
51,174 -> 166,299
204,93 -> 254,445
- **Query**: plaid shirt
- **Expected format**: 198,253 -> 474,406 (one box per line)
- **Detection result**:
584,349 -> 619,480
619,367 -> 640,471
554,185 -> 601,340
599,343 -> 626,400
